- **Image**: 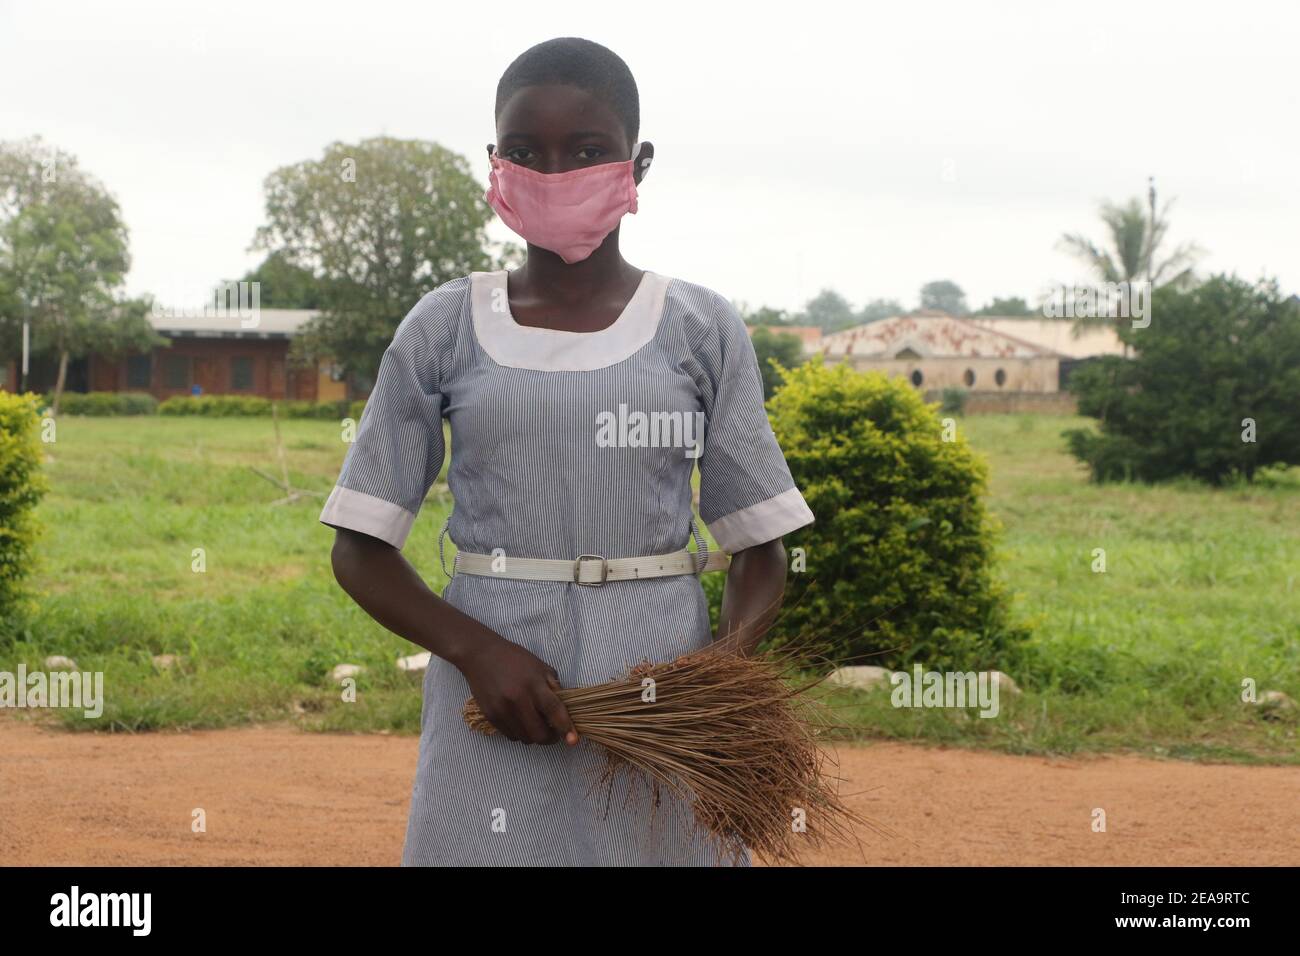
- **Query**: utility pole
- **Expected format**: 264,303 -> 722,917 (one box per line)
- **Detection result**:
1146,175 -> 1156,288
21,319 -> 30,392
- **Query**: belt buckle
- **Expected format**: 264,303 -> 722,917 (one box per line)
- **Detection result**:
574,554 -> 608,586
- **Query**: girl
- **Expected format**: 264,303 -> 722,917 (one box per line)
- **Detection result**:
322,36 -> 814,866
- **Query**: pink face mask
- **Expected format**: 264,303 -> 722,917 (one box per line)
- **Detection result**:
484,142 -> 644,264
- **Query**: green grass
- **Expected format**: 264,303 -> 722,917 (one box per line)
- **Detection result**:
3,412 -> 1297,761
3,417 -> 449,734
818,414 -> 1299,762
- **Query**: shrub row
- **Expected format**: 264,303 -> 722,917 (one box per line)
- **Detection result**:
35,391 -> 369,420
155,396 -> 366,419
41,392 -> 159,416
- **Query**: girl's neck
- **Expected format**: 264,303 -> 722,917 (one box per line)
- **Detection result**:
513,231 -> 640,302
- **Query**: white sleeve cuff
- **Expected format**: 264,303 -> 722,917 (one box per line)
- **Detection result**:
319,485 -> 417,550
704,486 -> 814,554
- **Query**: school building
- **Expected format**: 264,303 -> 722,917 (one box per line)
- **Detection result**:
816,312 -> 1123,394
1,309 -> 350,402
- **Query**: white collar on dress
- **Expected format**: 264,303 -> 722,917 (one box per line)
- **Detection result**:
469,270 -> 670,372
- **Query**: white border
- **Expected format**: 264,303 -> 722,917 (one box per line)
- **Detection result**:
705,486 -> 815,554
319,485 -> 417,550
469,270 -> 670,371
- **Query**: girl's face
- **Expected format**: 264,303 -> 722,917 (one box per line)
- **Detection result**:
488,83 -> 650,184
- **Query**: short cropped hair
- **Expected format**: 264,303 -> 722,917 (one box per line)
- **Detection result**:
495,37 -> 640,144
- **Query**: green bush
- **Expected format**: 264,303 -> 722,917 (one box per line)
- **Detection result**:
1065,276 -> 1300,484
939,387 -> 968,415
44,391 -> 158,416
1063,425 -> 1144,483
765,360 -> 1028,671
347,399 -> 367,423
0,392 -> 49,625
159,395 -> 273,416
157,395 -> 359,419
282,399 -> 352,420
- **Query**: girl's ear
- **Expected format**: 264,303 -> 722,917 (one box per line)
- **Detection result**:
633,141 -> 654,185
485,143 -> 496,160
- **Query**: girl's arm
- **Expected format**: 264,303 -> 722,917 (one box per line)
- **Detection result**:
694,296 -> 813,657
330,527 -> 578,747
712,537 -> 788,657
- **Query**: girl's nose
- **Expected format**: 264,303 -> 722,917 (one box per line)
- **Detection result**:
535,149 -> 577,175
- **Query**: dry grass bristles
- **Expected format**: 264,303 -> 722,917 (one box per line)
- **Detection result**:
462,646 -> 892,865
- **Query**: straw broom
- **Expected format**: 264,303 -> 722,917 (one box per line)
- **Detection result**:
462,639 -> 891,865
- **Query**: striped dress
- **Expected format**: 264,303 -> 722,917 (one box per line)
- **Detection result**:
320,269 -> 814,866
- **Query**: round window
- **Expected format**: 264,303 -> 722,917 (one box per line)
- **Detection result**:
994,368 -> 1007,387
910,369 -> 924,387
963,369 -> 976,387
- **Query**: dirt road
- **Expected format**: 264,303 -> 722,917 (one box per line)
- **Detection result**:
2,719 -> 1296,866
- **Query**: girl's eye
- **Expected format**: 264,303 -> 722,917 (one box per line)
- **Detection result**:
576,146 -> 605,161
504,147 -> 536,164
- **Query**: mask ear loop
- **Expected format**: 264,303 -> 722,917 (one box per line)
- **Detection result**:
632,141 -> 652,174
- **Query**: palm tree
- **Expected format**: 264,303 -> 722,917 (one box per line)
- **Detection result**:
1058,179 -> 1203,344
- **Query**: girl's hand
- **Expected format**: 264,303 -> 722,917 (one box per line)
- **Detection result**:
456,637 -> 579,746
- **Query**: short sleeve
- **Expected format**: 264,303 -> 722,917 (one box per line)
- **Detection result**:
318,300 -> 447,550
696,294 -> 814,553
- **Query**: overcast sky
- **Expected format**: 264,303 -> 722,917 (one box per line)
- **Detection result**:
3,0 -> 1297,315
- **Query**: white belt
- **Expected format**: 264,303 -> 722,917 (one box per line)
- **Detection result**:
439,517 -> 729,587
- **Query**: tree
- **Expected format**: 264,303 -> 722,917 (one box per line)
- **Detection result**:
748,326 -> 804,400
251,137 -> 507,382
227,251 -> 327,310
918,280 -> 968,315
856,298 -> 904,324
1060,184 -> 1201,288
973,296 -> 1033,316
803,289 -> 856,333
0,138 -> 160,414
1058,180 -> 1203,341
1064,275 -> 1300,484
739,304 -> 794,327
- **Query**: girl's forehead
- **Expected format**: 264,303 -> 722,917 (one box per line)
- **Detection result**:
496,83 -> 623,138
